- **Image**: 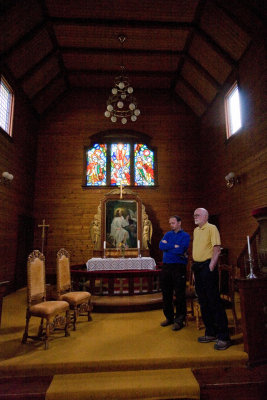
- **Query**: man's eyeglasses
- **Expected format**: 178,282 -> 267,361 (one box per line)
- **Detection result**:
194,214 -> 200,217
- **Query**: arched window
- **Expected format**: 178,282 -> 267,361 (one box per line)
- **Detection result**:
83,130 -> 157,187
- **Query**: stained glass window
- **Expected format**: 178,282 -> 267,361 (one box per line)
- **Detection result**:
134,144 -> 154,186
110,143 -> 130,186
84,141 -> 156,187
86,144 -> 107,186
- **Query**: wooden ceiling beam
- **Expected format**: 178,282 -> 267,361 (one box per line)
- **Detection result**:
178,76 -> 209,107
195,27 -> 237,68
184,55 -> 222,91
17,49 -> 57,84
50,17 -> 193,30
31,71 -> 62,101
0,61 -> 40,120
170,0 -> 207,91
61,47 -> 183,57
68,69 -> 174,78
1,20 -> 47,59
214,0 -> 255,37
39,0 -> 70,89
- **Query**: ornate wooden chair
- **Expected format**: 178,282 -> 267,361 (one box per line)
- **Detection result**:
22,250 -> 70,350
218,263 -> 239,333
186,260 -> 197,321
193,264 -> 239,333
56,248 -> 93,330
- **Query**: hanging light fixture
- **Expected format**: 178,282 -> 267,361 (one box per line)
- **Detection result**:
104,35 -> 140,124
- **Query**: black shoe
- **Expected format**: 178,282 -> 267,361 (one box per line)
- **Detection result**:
172,322 -> 184,331
198,335 -> 217,343
214,339 -> 232,350
160,319 -> 173,327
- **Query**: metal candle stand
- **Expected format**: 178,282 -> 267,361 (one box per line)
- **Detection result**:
247,256 -> 257,279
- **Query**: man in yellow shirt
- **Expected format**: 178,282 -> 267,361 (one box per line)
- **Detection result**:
192,208 -> 231,350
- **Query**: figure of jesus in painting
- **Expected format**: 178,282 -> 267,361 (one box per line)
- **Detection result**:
110,208 -> 130,248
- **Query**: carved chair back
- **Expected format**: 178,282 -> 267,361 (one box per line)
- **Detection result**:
57,248 -> 71,295
27,250 -> 46,305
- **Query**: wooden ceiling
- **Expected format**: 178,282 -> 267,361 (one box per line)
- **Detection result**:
1,0 -> 264,117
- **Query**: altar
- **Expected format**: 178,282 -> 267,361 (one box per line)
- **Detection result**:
86,257 -> 156,271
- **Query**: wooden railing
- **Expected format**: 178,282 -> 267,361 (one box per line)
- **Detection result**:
70,265 -> 161,296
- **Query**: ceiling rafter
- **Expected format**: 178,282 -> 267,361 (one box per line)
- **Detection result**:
171,0 -> 206,91
1,20 -> 47,59
38,0 -> 70,89
214,0 -> 257,37
1,0 -> 258,117
68,69 -> 174,78
31,71 -> 62,101
61,47 -> 184,57
17,49 -> 57,84
50,17 -> 194,30
195,27 -> 237,68
185,55 -> 222,90
179,76 -> 209,107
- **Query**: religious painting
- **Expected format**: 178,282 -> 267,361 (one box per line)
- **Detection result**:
105,199 -> 137,248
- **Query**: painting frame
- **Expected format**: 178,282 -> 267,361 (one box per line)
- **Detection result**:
105,199 -> 138,249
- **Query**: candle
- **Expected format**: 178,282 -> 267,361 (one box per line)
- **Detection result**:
103,241 -> 106,249
120,183 -> 123,199
247,236 -> 251,256
138,240 -> 140,249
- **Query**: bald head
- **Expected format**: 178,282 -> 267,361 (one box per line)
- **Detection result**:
194,208 -> 209,227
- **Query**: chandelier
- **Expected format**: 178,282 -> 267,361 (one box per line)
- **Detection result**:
104,35 -> 140,124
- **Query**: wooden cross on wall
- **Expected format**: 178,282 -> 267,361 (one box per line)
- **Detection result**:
38,219 -> 50,254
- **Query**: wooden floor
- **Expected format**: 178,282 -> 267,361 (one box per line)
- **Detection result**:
1,288 -> 267,399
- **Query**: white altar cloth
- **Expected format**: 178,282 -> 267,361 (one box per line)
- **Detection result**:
86,257 -> 156,271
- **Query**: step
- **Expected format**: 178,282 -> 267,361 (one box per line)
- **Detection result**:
92,292 -> 163,312
45,368 -> 200,400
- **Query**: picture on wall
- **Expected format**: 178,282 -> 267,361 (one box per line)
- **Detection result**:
105,200 -> 138,248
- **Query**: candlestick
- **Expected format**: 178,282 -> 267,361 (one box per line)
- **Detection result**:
247,235 -> 251,256
137,240 -> 141,257
103,241 -> 106,258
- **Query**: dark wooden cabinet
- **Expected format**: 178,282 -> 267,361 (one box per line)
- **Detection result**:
238,276 -> 267,366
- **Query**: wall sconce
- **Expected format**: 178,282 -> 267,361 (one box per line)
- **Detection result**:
225,172 -> 239,188
0,171 -> 14,184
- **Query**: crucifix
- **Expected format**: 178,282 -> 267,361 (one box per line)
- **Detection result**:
38,219 -> 50,253
120,182 -> 123,199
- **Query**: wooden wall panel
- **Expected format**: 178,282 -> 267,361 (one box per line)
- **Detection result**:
198,34 -> 267,266
34,89 -> 200,272
1,30 -> 265,287
0,80 -> 38,283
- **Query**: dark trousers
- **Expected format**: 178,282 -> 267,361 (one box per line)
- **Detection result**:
160,263 -> 187,323
193,261 -> 230,341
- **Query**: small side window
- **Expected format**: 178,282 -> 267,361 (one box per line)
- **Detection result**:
225,82 -> 242,139
0,76 -> 14,137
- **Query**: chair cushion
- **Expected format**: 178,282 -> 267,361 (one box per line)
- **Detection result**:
29,301 -> 69,318
60,291 -> 91,306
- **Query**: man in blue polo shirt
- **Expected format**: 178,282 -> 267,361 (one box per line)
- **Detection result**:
159,215 -> 190,331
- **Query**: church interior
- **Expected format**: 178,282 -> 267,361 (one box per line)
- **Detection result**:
0,0 -> 266,399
